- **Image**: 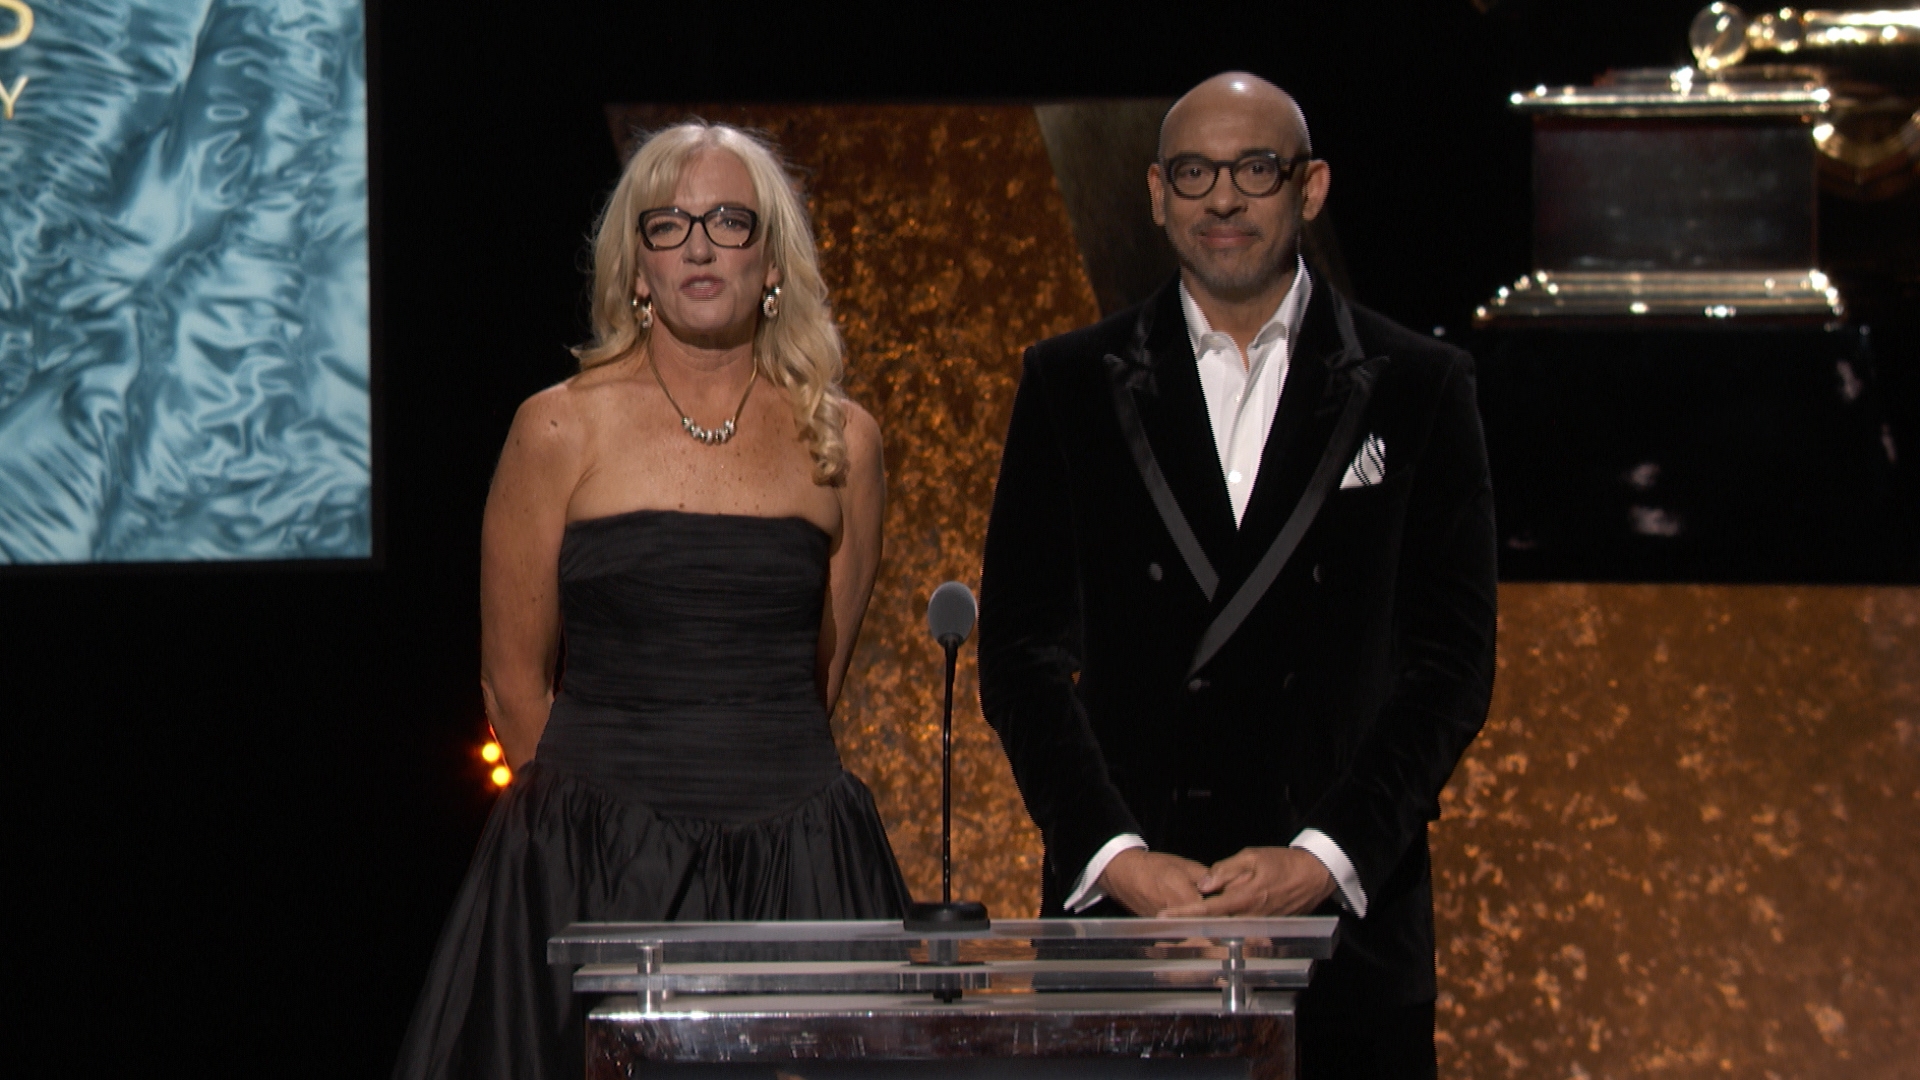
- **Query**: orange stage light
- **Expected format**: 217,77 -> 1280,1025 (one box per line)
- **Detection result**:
480,741 -> 503,764
490,765 -> 512,788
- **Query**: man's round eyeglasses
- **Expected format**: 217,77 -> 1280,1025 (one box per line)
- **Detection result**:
637,205 -> 761,250
1161,151 -> 1313,199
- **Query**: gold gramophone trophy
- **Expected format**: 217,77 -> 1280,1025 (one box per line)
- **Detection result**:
1689,3 -> 1919,71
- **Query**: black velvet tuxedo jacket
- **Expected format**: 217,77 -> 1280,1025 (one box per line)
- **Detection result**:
978,275 -> 1498,1004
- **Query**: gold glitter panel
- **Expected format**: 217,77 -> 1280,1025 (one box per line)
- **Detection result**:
607,104 -> 1099,919
1437,584 -> 1920,1077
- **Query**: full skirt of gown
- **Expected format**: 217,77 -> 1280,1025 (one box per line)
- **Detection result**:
393,511 -> 912,1080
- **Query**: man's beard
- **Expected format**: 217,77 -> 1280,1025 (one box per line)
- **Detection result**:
1169,225 -> 1298,303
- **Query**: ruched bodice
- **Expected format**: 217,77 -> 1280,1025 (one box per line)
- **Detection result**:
555,508 -> 828,710
536,510 -> 846,822
397,509 -> 909,1080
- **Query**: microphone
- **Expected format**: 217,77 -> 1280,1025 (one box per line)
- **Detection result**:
927,580 -> 977,649
905,581 -> 991,944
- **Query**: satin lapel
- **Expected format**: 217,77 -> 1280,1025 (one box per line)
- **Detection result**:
1189,291 -> 1387,677
1103,280 -> 1237,599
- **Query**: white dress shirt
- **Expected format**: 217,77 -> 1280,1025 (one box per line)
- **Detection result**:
1063,262 -> 1368,919
1190,260 -> 1310,525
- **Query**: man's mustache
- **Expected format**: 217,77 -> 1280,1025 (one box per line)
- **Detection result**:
1189,219 -> 1262,240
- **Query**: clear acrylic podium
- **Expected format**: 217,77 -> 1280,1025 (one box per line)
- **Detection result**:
548,918 -> 1338,1079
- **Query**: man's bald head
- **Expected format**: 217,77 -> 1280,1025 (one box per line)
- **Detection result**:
1159,72 -> 1311,162
1148,71 -> 1330,317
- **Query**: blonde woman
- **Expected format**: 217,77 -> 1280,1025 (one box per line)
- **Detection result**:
395,123 -> 908,1080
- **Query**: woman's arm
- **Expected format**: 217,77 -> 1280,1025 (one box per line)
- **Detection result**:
816,401 -> 886,713
480,387 -> 585,768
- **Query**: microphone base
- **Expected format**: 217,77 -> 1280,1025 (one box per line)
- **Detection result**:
903,901 -> 991,932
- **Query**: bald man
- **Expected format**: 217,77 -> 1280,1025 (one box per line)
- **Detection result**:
978,74 -> 1497,1079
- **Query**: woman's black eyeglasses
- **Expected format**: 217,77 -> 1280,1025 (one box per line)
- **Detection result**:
637,205 -> 761,250
1161,151 -> 1313,199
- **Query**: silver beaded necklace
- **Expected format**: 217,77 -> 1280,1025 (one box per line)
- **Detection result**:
651,360 -> 757,446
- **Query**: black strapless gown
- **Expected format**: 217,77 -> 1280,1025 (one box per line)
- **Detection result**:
394,510 -> 910,1080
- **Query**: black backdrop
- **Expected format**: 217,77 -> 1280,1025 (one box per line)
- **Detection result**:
4,1 -> 1754,1073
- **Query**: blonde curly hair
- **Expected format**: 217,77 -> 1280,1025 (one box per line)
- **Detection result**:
574,122 -> 849,484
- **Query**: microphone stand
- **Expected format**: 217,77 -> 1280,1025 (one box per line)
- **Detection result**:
938,634 -> 958,909
905,612 -> 989,939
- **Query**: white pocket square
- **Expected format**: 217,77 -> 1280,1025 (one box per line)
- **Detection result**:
1339,434 -> 1387,489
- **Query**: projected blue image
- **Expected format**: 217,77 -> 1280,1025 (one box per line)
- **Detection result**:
0,0 -> 369,563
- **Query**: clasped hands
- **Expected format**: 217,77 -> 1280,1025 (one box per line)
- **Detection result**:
1098,846 -> 1336,918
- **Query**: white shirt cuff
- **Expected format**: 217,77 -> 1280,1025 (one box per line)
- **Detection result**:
1064,833 -> 1148,912
1291,828 -> 1367,918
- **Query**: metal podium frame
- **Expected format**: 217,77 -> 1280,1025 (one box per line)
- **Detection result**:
550,918 -> 1338,1079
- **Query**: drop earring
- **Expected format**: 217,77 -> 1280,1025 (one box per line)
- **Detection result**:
631,294 -> 653,330
761,286 -> 781,319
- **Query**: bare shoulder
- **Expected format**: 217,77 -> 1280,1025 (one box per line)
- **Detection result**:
486,379 -> 594,522
507,359 -> 647,452
829,396 -> 885,531
840,396 -> 884,477
502,380 -> 589,466
831,397 -> 885,556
